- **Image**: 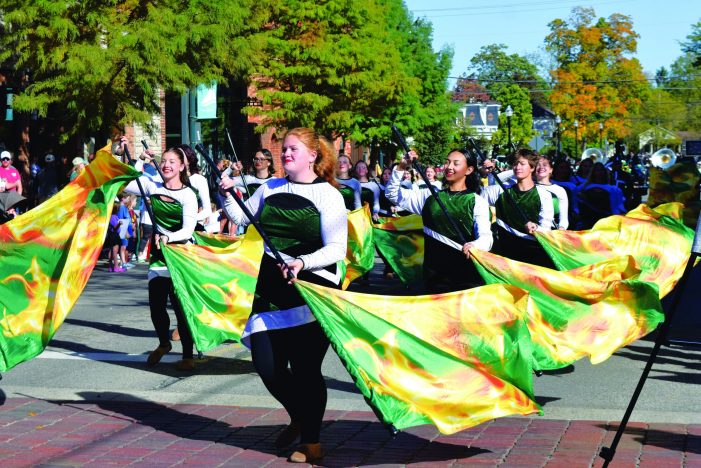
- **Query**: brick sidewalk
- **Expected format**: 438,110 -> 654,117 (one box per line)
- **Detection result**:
0,397 -> 698,467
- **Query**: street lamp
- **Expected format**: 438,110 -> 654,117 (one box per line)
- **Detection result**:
505,105 -> 513,152
599,122 -> 604,148
555,115 -> 561,159
573,119 -> 579,156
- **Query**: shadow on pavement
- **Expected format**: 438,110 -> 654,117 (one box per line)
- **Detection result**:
67,392 -> 490,465
597,424 -> 700,455
613,343 -> 701,385
63,318 -> 155,338
47,339 -> 256,377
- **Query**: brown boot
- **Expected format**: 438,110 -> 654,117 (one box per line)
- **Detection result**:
274,422 -> 300,449
147,344 -> 172,366
288,443 -> 323,463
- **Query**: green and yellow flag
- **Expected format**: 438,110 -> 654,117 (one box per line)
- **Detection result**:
471,250 -> 664,371
192,231 -> 241,248
343,204 -> 375,289
295,281 -> 541,434
372,215 -> 424,285
0,151 -> 138,371
162,228 -> 265,351
536,203 -> 694,297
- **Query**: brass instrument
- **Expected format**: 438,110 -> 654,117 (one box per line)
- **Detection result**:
650,148 -> 677,170
581,147 -> 607,165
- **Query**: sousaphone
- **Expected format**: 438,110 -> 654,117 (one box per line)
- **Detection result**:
581,147 -> 607,165
650,148 -> 677,170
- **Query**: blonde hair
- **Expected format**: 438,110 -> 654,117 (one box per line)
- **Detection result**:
284,127 -> 338,187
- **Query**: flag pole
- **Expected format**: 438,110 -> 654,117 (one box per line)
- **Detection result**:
224,128 -> 251,199
194,143 -> 294,280
466,137 -> 531,227
599,212 -> 701,467
140,140 -> 166,181
391,125 -> 469,244
121,144 -> 160,235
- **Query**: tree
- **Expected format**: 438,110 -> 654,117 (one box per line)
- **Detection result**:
0,0 -> 262,139
489,84 -> 533,150
545,7 -> 650,144
452,77 -> 490,103
467,44 -> 548,107
681,20 -> 701,67
245,0 -> 411,141
245,0 -> 456,167
666,21 -> 701,132
453,44 -> 542,151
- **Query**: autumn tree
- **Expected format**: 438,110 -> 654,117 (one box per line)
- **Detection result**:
452,77 -> 490,103
545,7 -> 650,145
0,0 -> 262,139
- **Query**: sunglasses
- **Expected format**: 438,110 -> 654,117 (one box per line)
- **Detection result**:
252,157 -> 269,162
1,157 -> 11,161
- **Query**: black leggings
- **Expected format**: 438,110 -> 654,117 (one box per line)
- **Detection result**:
148,276 -> 194,359
250,322 -> 330,444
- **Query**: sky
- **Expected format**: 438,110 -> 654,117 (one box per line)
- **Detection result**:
403,0 -> 698,86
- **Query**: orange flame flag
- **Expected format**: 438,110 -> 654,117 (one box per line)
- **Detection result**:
294,281 -> 541,434
535,203 -> 695,298
162,228 -> 265,351
471,251 -> 664,371
0,149 -> 139,371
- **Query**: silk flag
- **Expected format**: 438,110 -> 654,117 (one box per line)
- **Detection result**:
372,215 -> 424,285
343,204 -> 375,289
162,228 -> 265,351
0,150 -> 138,371
471,250 -> 664,370
193,231 -> 241,248
295,281 -> 540,434
536,203 -> 694,297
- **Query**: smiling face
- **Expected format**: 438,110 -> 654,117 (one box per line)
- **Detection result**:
160,150 -> 186,185
535,157 -> 553,183
443,151 -> 474,186
253,151 -> 271,172
282,134 -> 316,179
513,156 -> 535,182
1,155 -> 11,168
354,161 -> 368,179
337,155 -> 351,177
425,166 -> 436,181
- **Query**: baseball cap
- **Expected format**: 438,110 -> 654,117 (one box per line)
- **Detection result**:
0,151 -> 11,160
72,157 -> 87,166
45,154 -> 56,163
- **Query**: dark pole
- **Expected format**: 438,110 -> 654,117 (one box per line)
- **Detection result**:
224,128 -> 250,199
507,117 -> 512,150
555,115 -> 561,159
574,119 -> 579,156
599,212 -> 701,467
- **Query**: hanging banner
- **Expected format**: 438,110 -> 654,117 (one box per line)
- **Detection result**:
196,82 -> 217,119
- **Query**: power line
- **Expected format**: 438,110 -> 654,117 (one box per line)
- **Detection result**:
412,0 -> 637,18
452,75 -> 701,85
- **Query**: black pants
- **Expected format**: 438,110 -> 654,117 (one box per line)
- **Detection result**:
148,276 -> 194,359
250,322 -> 330,444
496,227 -> 557,270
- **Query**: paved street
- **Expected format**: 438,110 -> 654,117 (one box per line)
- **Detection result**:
0,257 -> 700,466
